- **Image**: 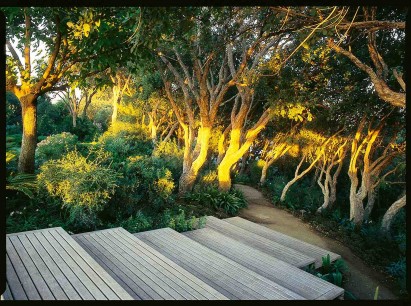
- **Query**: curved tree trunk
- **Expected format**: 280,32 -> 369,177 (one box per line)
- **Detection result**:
363,190 -> 377,221
381,195 -> 406,234
260,161 -> 269,185
178,126 -> 211,194
18,94 -> 38,173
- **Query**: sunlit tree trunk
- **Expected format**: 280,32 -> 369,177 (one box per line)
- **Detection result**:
381,194 -> 406,234
348,117 -> 404,228
260,141 -> 292,185
111,86 -> 120,124
316,139 -> 347,213
18,94 -> 38,174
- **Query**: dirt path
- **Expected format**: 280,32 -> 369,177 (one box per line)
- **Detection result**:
234,184 -> 398,300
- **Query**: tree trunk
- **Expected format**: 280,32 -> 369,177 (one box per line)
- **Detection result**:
218,158 -> 236,192
317,172 -> 331,213
18,94 -> 38,174
260,161 -> 269,185
381,195 -> 406,234
349,184 -> 365,227
178,126 -> 211,194
363,190 -> 377,221
111,87 -> 120,124
72,112 -> 77,128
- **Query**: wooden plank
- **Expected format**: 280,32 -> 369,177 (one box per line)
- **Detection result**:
25,233 -> 81,300
5,227 -> 133,300
34,231 -> 95,300
17,234 -> 68,300
225,217 -> 341,268
74,227 -> 227,300
6,255 -> 27,300
6,238 -> 41,300
135,228 -> 305,300
1,283 -> 13,300
73,234 -> 147,300
100,229 -> 188,300
184,228 -> 344,300
204,216 -> 315,268
114,228 -> 226,300
52,228 -> 132,300
136,230 -> 260,300
108,228 -> 223,300
41,229 -> 108,300
76,231 -> 172,300
8,235 -> 55,300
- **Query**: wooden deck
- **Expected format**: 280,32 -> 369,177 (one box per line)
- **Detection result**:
3,227 -> 132,300
134,228 -> 305,300
184,227 -> 344,299
204,216 -> 316,268
72,227 -> 227,300
3,216 -> 343,300
225,217 -> 341,268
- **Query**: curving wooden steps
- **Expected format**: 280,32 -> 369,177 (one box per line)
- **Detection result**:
2,216 -> 343,300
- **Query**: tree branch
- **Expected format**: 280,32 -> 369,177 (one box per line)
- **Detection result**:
329,40 -> 405,108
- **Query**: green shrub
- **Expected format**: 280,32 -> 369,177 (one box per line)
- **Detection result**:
386,257 -> 406,293
184,187 -> 247,216
152,140 -> 183,180
249,159 -> 264,183
6,199 -> 69,234
37,149 -> 120,229
111,211 -> 154,233
36,132 -> 78,166
156,208 -> 202,232
233,172 -> 252,184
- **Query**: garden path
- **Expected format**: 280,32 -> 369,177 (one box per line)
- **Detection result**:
233,184 -> 398,300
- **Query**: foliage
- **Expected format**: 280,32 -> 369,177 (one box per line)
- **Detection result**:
6,152 -> 37,198
156,209 -> 198,232
152,140 -> 184,180
37,99 -> 70,136
386,257 -> 406,293
305,255 -> 348,288
111,211 -> 154,233
37,149 -> 120,229
6,200 -> 70,234
35,132 -> 79,166
184,187 -> 247,216
6,91 -> 21,128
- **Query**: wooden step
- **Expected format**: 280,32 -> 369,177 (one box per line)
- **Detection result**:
134,228 -> 305,300
3,227 -> 133,300
73,227 -> 227,300
184,228 -> 344,299
225,216 -> 341,268
204,216 -> 315,268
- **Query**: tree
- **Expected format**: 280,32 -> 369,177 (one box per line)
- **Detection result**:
259,132 -> 294,185
316,135 -> 348,213
327,7 -> 406,108
348,116 -> 405,227
380,194 -> 406,234
280,129 -> 334,202
109,68 -> 133,124
5,7 -> 136,173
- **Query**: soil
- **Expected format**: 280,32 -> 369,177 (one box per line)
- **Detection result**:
233,184 -> 399,300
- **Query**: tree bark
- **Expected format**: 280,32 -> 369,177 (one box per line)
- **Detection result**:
18,94 -> 38,173
260,161 -> 269,185
72,111 -> 77,128
363,190 -> 377,221
381,195 -> 406,234
178,126 -> 211,194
